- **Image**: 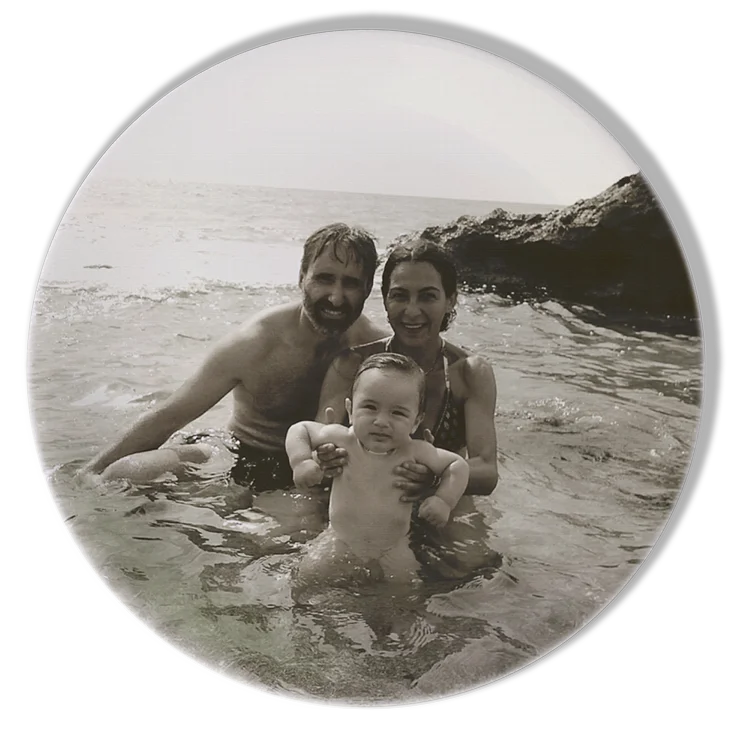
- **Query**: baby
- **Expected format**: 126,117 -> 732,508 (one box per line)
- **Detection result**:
285,353 -> 470,587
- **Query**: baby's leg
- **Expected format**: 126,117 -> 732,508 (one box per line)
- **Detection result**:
294,528 -> 355,588
292,528 -> 388,605
354,541 -> 421,639
378,539 -> 420,585
101,444 -> 212,482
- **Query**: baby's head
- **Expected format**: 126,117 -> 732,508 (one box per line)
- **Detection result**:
347,353 -> 425,453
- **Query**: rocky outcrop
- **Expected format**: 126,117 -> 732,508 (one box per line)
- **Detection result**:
390,173 -> 698,330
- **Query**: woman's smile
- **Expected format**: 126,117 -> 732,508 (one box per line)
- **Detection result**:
400,321 -> 428,332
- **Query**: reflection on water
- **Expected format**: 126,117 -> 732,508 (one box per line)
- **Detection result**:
30,280 -> 700,702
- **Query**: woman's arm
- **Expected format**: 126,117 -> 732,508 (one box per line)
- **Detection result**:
462,356 -> 499,495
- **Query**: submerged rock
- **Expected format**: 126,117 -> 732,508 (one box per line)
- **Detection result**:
389,173 -> 698,331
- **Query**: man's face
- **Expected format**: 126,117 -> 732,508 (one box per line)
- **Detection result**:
301,247 -> 370,335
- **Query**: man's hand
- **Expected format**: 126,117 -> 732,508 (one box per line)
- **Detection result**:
395,428 -> 436,502
418,496 -> 452,526
293,459 -> 324,491
314,406 -> 348,479
74,466 -> 106,489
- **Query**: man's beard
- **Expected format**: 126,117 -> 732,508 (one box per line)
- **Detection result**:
303,296 -> 361,336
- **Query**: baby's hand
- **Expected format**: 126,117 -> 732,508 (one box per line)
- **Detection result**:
418,496 -> 452,527
293,459 -> 324,490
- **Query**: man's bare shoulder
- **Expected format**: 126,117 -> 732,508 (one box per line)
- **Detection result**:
345,315 -> 389,346
194,303 -> 301,382
219,302 -> 301,351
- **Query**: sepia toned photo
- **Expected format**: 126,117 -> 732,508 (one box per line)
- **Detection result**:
28,30 -> 701,703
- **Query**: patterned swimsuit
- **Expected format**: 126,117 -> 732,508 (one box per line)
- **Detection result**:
382,337 -> 467,454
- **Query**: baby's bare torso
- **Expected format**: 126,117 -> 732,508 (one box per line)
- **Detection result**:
322,428 -> 416,560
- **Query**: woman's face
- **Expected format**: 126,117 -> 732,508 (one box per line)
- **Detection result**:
384,261 -> 456,347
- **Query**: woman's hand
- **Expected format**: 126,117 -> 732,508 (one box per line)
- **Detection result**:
395,428 -> 436,502
314,406 -> 348,479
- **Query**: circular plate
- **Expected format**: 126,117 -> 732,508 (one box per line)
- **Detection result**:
26,20 -> 706,709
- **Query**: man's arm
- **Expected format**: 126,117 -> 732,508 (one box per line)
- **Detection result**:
84,329 -> 249,474
463,356 -> 499,495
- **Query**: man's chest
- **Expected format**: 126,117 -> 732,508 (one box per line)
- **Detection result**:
244,353 -> 332,415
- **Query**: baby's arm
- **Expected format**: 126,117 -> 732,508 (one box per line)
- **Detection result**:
285,421 -> 327,490
413,443 -> 470,526
285,422 -> 349,491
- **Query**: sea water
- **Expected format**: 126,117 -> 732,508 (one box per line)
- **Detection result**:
29,178 -> 701,702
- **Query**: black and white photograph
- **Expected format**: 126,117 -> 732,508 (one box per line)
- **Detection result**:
11,3 -> 732,728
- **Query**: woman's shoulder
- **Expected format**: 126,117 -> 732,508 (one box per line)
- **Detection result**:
442,340 -> 471,362
443,340 -> 492,370
444,342 -> 495,390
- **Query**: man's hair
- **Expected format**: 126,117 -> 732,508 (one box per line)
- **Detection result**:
381,238 -> 458,330
351,353 -> 426,413
299,223 -> 379,286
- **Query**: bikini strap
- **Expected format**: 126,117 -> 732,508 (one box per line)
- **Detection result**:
386,336 -> 447,376
430,338 -> 452,439
440,338 -> 450,391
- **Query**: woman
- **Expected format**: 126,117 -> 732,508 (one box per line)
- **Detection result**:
316,238 -> 500,578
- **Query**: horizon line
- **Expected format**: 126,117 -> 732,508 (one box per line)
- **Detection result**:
92,174 -> 576,209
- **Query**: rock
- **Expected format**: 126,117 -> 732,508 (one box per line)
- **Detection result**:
388,173 -> 697,331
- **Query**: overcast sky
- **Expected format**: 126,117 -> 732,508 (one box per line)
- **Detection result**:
96,31 -> 637,205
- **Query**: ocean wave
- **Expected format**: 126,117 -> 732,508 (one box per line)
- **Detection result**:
36,279 -> 299,302
34,276 -> 697,342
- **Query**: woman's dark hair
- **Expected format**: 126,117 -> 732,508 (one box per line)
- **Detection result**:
381,239 -> 458,331
352,353 -> 426,413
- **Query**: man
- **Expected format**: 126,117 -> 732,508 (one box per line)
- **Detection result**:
85,223 -> 387,488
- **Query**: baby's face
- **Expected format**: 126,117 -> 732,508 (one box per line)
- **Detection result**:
348,368 -> 422,453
